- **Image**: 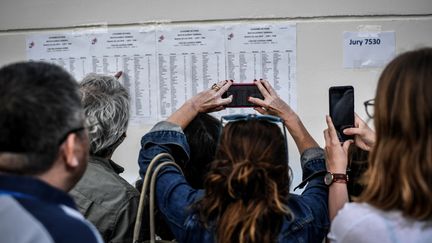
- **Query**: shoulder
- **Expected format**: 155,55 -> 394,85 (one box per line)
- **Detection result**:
328,203 -> 388,242
73,161 -> 139,202
0,196 -> 55,243
70,161 -> 139,225
7,196 -> 102,243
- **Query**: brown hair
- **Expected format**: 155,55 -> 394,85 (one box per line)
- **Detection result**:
358,48 -> 432,220
194,119 -> 292,243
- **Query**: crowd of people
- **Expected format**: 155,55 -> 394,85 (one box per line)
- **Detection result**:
0,47 -> 431,243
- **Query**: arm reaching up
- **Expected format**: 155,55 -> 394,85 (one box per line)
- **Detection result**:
324,116 -> 351,221
249,79 -> 318,154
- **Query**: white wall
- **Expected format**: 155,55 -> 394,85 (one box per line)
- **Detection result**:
1,0 -> 431,189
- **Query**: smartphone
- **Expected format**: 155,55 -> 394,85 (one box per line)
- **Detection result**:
329,86 -> 354,142
222,83 -> 263,107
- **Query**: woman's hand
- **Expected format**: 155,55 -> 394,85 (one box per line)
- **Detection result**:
343,113 -> 375,151
167,80 -> 233,129
324,116 -> 352,173
250,79 -> 319,153
248,79 -> 296,121
188,80 -> 233,113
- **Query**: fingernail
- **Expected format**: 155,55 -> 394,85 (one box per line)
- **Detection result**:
259,78 -> 263,80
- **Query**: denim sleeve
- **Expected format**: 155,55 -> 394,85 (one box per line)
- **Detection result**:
137,121 -> 204,241
299,147 -> 330,230
138,121 -> 190,179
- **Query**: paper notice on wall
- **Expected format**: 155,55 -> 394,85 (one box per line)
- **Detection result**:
156,25 -> 226,118
26,33 -> 91,81
88,28 -> 158,124
26,23 -> 297,124
224,23 -> 297,114
343,31 -> 395,68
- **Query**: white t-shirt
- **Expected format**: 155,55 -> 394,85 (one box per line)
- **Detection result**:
328,202 -> 432,243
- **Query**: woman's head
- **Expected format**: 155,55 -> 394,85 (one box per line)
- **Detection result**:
184,113 -> 221,189
215,119 -> 289,199
196,117 -> 291,243
79,73 -> 130,158
360,48 -> 432,220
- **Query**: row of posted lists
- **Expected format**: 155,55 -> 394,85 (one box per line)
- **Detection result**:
26,23 -> 297,124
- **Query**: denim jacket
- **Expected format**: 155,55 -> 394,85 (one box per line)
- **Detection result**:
138,121 -> 329,243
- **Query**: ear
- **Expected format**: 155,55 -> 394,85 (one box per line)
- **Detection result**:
62,133 -> 80,168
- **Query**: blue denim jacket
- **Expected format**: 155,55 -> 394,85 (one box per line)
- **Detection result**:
138,121 -> 329,243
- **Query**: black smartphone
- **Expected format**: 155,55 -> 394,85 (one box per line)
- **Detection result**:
329,86 -> 354,142
222,83 -> 263,107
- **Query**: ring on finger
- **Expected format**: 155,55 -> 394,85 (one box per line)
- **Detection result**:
211,83 -> 221,91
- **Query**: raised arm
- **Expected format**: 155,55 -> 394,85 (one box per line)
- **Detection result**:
167,80 -> 232,129
248,79 -> 319,154
324,116 -> 351,220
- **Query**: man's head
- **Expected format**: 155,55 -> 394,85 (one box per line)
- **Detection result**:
0,62 -> 88,190
79,73 -> 130,158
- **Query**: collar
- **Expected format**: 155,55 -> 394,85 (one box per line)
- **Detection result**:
0,174 -> 76,208
89,156 -> 124,174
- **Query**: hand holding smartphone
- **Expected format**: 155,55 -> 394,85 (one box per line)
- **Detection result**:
222,83 -> 263,107
329,86 -> 354,142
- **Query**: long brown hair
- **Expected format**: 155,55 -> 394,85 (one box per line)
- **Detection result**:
194,119 -> 292,243
358,48 -> 432,220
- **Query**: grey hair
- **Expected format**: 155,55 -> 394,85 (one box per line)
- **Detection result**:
80,73 -> 130,157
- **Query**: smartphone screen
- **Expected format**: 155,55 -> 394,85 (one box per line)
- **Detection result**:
222,83 -> 263,107
329,86 -> 354,142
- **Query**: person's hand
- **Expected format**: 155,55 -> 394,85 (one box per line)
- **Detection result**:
324,116 -> 352,173
187,80 -> 233,113
114,71 -> 123,79
343,113 -> 375,151
248,79 -> 296,121
167,80 -> 233,129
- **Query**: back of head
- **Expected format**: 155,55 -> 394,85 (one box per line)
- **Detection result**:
0,61 -> 83,175
196,119 -> 291,243
183,113 -> 221,189
359,47 -> 432,220
80,73 -> 130,158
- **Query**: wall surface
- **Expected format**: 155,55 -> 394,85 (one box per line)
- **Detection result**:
1,0 -> 431,189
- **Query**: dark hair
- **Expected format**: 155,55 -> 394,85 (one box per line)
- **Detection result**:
183,113 -> 221,189
80,73 -> 130,157
347,145 -> 369,199
0,61 -> 84,175
195,119 -> 292,243
358,48 -> 432,220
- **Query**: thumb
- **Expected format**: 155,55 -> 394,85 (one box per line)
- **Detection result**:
342,140 -> 353,152
343,127 -> 361,136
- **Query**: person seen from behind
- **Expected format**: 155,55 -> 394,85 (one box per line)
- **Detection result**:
138,79 -> 329,242
70,73 -> 141,243
324,47 -> 432,242
0,62 -> 103,243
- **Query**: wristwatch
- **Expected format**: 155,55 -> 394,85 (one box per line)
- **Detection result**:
324,172 -> 349,186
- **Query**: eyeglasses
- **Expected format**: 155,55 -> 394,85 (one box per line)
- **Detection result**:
363,99 -> 375,119
58,127 -> 86,145
220,114 -> 288,157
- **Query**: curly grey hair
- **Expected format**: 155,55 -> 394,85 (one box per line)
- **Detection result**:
80,73 -> 130,157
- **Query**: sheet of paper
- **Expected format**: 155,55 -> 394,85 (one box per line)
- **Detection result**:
88,28 -> 158,124
156,25 -> 226,118
26,33 -> 91,81
26,23 -> 297,124
343,31 -> 395,68
222,23 -> 297,115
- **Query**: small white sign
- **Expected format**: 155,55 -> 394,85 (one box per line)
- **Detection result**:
343,31 -> 395,68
